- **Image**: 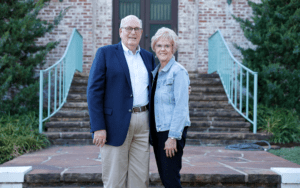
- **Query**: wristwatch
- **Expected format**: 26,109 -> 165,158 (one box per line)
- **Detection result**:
169,137 -> 176,140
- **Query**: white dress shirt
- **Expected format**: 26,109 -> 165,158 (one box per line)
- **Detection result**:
122,43 -> 149,107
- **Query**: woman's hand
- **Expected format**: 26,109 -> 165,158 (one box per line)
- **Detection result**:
164,138 -> 177,158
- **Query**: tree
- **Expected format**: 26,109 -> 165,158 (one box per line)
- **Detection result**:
233,0 -> 300,114
0,0 -> 68,115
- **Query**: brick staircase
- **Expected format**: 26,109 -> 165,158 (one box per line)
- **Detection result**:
44,72 -> 270,146
186,72 -> 270,146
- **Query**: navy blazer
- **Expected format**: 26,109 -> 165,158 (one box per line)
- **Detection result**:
87,42 -> 156,146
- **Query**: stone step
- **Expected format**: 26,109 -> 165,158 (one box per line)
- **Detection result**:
187,132 -> 270,140
71,77 -> 88,86
191,121 -> 251,128
189,121 -> 250,133
69,86 -> 87,94
61,101 -> 236,111
67,93 -> 87,102
190,116 -> 246,122
189,110 -> 241,117
68,86 -> 226,95
51,110 -> 242,119
186,132 -> 272,146
52,110 -> 89,118
189,94 -> 228,101
190,127 -> 250,133
72,73 -> 222,82
43,132 -> 93,146
190,78 -> 222,86
50,112 -> 245,121
43,131 -> 271,147
61,102 -> 88,111
190,86 -> 225,94
50,117 -> 90,121
190,108 -> 237,113
189,101 -> 232,109
74,72 -> 89,78
45,121 -> 90,132
188,72 -> 220,79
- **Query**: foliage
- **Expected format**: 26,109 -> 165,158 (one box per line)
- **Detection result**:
0,111 -> 50,164
0,0 -> 68,115
233,0 -> 300,114
269,147 -> 300,165
255,105 -> 300,144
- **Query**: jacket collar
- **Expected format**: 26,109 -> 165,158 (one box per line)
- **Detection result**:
152,56 -> 175,78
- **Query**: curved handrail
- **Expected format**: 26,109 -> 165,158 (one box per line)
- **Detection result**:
39,28 -> 83,133
208,30 -> 258,133
209,31 -> 256,74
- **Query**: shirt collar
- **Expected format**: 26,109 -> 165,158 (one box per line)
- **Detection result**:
121,42 -> 141,55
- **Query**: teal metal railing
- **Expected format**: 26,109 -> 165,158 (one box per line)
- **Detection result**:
208,30 -> 258,133
39,28 -> 83,133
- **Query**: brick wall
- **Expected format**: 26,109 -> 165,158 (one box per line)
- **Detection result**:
37,0 -> 112,74
194,0 -> 261,73
38,0 -> 259,74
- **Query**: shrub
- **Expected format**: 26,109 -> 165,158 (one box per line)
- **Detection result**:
256,105 -> 300,144
0,111 -> 50,164
233,0 -> 300,114
0,0 -> 68,115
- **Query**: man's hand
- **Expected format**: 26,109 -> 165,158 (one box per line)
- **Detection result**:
93,130 -> 107,147
164,138 -> 177,158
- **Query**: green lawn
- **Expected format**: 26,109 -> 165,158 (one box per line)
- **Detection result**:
268,147 -> 300,165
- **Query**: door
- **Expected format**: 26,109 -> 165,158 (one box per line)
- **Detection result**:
113,0 -> 178,60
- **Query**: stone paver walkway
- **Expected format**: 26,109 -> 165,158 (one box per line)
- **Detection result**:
1,145 -> 299,187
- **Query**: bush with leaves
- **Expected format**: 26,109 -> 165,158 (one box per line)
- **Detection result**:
255,105 -> 300,144
0,0 -> 68,115
233,0 -> 300,114
0,111 -> 50,164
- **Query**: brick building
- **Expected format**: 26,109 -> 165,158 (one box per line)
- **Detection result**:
38,0 -> 260,74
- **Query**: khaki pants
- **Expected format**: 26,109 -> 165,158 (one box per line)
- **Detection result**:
100,110 -> 150,188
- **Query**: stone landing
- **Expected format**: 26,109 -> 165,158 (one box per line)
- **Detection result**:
1,146 -> 300,187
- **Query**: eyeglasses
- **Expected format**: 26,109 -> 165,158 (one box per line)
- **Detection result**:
155,44 -> 171,49
121,27 -> 143,32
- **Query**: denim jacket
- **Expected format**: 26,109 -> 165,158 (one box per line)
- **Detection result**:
152,57 -> 191,139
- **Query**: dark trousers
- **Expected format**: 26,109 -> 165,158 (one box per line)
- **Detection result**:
151,126 -> 188,188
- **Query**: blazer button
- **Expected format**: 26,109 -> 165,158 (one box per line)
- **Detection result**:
129,109 -> 132,112
130,94 -> 133,97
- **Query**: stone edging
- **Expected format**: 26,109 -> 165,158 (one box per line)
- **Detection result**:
0,166 -> 32,188
271,168 -> 300,188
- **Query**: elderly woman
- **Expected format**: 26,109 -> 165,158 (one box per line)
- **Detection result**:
150,27 -> 190,188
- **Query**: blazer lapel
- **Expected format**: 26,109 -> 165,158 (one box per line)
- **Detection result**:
115,42 -> 132,90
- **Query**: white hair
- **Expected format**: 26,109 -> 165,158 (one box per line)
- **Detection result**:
120,15 -> 143,28
151,27 -> 178,54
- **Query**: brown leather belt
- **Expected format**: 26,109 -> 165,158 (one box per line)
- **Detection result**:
132,105 -> 148,113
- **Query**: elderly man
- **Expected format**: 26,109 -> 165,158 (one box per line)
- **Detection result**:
87,15 -> 156,188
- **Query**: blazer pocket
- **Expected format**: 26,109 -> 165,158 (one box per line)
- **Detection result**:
104,107 -> 113,115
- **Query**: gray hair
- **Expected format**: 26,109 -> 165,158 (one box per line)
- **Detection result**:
120,15 -> 143,28
151,27 -> 178,54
